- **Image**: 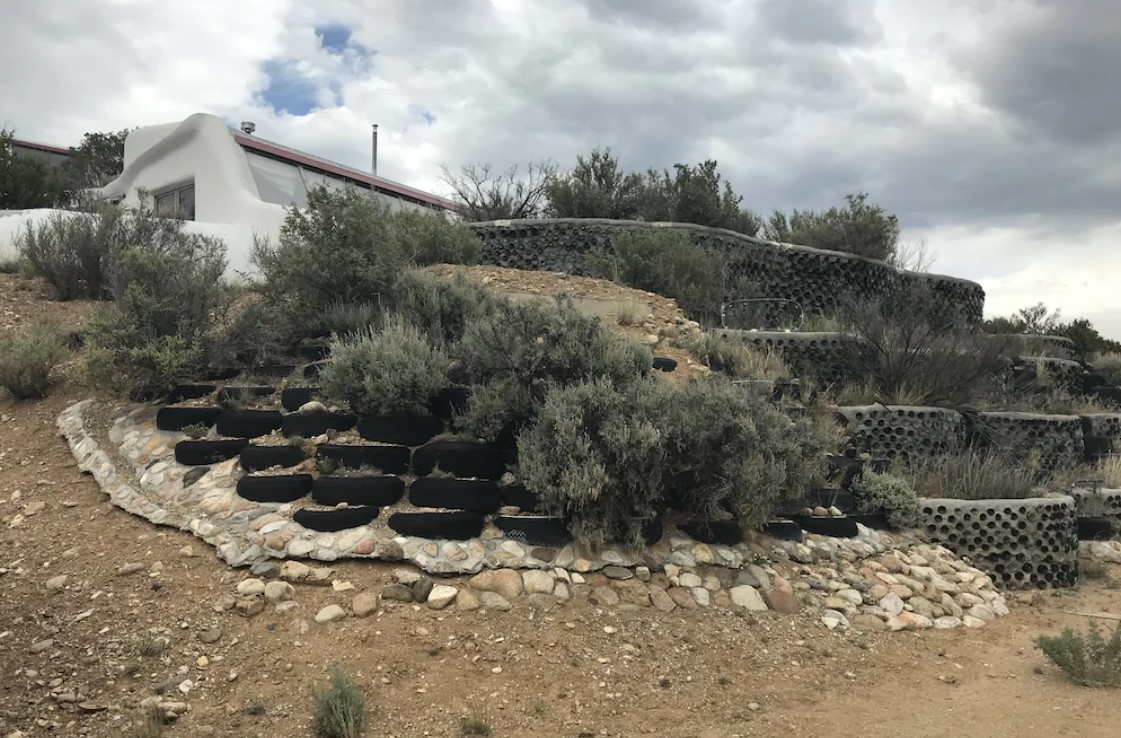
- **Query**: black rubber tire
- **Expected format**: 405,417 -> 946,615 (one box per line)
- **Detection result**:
849,512 -> 890,530
293,505 -> 379,532
166,384 -> 217,403
652,357 -> 678,373
281,387 -> 321,412
1077,516 -> 1114,541
1083,435 -> 1113,461
763,519 -> 804,542
501,485 -> 539,512
607,519 -> 663,547
387,510 -> 485,540
174,439 -> 248,466
356,415 -> 445,447
200,367 -> 240,381
298,344 -> 331,361
494,515 -> 572,547
303,362 -> 326,379
1090,385 -> 1121,403
428,386 -> 471,419
408,477 -> 502,514
236,474 -> 313,503
312,476 -> 405,506
794,514 -> 860,538
679,520 -> 744,545
281,412 -> 357,437
317,444 -> 410,475
217,386 -> 275,406
216,410 -> 284,438
239,444 -> 307,472
412,441 -> 506,480
156,406 -> 223,432
249,364 -> 297,379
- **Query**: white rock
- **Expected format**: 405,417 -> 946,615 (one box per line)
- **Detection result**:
236,579 -> 265,596
691,587 -> 711,607
728,585 -> 768,611
821,610 -> 849,630
298,401 -> 328,413
427,585 -> 458,610
263,581 -> 294,602
45,575 -> 67,591
314,605 -> 347,624
878,592 -> 905,616
967,604 -> 997,622
836,588 -> 863,606
991,599 -> 1010,617
679,572 -> 703,589
962,615 -> 986,628
933,616 -> 963,629
521,570 -> 555,595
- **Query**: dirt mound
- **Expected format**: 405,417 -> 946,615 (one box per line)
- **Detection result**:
424,264 -> 708,381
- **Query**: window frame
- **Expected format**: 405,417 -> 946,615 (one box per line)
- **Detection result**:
153,182 -> 196,220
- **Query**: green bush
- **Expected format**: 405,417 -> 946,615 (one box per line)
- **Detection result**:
16,208 -> 114,300
518,377 -> 830,548
0,322 -> 70,399
651,379 -> 829,529
310,663 -> 365,738
454,295 -> 652,439
209,300 -> 291,371
392,270 -> 503,347
1035,623 -> 1121,687
319,317 -> 450,416
252,186 -> 482,333
851,472 -> 923,529
85,209 -> 228,399
762,192 -> 899,262
319,300 -> 382,338
586,229 -> 729,325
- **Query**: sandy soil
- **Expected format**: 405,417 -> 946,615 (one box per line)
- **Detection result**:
2,271 -> 1121,738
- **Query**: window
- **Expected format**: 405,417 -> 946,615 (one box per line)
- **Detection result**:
153,183 -> 196,220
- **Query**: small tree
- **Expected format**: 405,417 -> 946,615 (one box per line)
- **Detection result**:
635,160 -> 761,235
544,147 -> 645,220
60,129 -> 129,189
764,192 -> 899,262
0,128 -> 63,209
440,160 -> 558,221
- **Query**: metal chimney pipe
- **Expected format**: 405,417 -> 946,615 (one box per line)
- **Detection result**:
371,124 -> 378,177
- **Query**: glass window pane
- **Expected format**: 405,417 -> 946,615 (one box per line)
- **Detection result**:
155,191 -> 177,216
246,152 -> 307,207
178,185 -> 195,220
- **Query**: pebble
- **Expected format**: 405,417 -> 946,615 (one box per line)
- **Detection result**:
427,585 -> 458,610
263,581 -> 294,602
381,583 -> 413,603
198,628 -> 222,644
314,605 -> 347,624
729,585 -> 767,611
236,578 -> 266,596
480,592 -> 511,612
45,575 -> 67,591
117,562 -> 144,576
352,592 -> 380,617
521,570 -> 555,595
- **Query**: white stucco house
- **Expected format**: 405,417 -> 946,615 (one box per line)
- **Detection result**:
1,112 -> 459,273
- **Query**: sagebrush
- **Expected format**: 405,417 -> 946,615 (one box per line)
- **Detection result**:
687,333 -> 790,382
320,317 -> 450,416
1035,623 -> 1121,687
310,663 -> 365,738
904,450 -> 1038,500
392,270 -> 503,347
0,322 -> 70,399
851,471 -> 923,529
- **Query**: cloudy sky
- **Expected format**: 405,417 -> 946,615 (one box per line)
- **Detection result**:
3,0 -> 1118,334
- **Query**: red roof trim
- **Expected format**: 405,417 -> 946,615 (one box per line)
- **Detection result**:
11,138 -> 70,156
233,133 -> 459,212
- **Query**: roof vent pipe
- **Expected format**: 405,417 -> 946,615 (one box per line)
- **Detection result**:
372,124 -> 378,177
240,121 -> 256,135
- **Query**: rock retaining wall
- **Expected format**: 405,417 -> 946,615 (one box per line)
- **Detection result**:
920,496 -> 1078,589
469,219 -> 985,326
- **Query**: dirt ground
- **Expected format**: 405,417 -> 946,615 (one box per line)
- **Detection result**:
2,271 -> 1121,738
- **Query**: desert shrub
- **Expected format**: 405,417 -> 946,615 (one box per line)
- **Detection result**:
319,300 -> 382,338
1099,456 -> 1121,488
1093,352 -> 1121,386
851,471 -> 923,529
904,450 -> 1038,500
386,208 -> 482,266
310,663 -> 365,738
0,256 -> 22,274
320,317 -> 450,416
1035,623 -> 1121,687
518,377 -> 830,548
517,378 -> 667,548
85,216 -> 228,399
650,378 -> 828,528
0,322 -> 70,399
837,286 -> 1013,405
252,186 -> 481,333
686,334 -> 790,381
762,192 -> 899,262
16,208 -> 114,300
392,270 -> 503,347
454,295 -> 652,439
210,300 -> 291,371
586,229 -> 729,325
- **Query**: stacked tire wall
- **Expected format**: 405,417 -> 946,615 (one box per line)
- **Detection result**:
469,219 -> 985,327
921,496 -> 1078,589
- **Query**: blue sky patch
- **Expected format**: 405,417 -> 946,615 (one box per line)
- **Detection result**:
409,104 -> 436,125
259,60 -> 318,116
315,24 -> 352,54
